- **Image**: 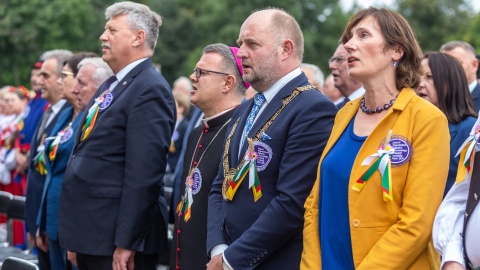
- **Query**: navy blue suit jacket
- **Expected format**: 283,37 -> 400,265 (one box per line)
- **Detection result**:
207,73 -> 337,269
58,59 -> 175,255
445,117 -> 477,197
472,83 -> 480,113
25,101 -> 71,235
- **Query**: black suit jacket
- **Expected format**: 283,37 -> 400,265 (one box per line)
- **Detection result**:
207,73 -> 337,269
58,59 -> 175,255
25,101 -> 71,235
471,83 -> 480,113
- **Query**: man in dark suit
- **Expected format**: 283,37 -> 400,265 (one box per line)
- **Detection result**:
441,41 -> 480,112
58,2 -> 175,270
206,8 -> 337,270
25,49 -> 72,270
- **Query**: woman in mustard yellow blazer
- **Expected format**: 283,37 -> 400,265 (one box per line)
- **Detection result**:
301,7 -> 450,270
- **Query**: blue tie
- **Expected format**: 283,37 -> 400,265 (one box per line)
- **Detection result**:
240,93 -> 266,150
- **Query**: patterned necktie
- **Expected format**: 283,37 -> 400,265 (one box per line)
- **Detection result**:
80,75 -> 117,141
240,93 -> 266,151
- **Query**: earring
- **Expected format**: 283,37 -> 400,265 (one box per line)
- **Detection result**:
393,60 -> 397,67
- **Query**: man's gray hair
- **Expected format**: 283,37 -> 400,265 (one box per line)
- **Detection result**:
440,41 -> 476,57
41,49 -> 74,76
106,1 -> 162,51
78,57 -> 114,88
174,76 -> 192,91
202,43 -> 247,95
301,63 -> 325,87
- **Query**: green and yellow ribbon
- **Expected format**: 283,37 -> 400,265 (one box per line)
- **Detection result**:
455,125 -> 480,183
353,130 -> 394,201
81,92 -> 107,142
177,168 -> 195,222
226,138 -> 262,202
33,144 -> 47,175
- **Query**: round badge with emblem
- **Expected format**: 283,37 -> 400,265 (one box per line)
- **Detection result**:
192,168 -> 202,195
59,127 -> 74,144
254,141 -> 272,171
99,92 -> 114,111
382,134 -> 413,167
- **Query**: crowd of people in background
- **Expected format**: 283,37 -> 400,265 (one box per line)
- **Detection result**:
2,2 -> 480,270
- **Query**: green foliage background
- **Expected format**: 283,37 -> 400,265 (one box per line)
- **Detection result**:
0,0 -> 478,87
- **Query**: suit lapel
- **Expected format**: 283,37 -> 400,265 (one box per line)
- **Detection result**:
237,73 -> 310,159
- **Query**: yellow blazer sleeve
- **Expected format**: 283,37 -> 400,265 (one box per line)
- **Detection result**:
357,109 -> 450,269
301,160 -> 322,270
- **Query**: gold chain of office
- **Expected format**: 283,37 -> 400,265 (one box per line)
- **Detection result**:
221,85 -> 316,200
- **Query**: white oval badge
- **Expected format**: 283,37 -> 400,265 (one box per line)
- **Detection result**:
192,168 -> 202,195
254,141 -> 272,171
387,135 -> 413,167
99,92 -> 114,111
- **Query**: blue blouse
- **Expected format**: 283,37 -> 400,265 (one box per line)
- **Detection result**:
319,117 -> 366,269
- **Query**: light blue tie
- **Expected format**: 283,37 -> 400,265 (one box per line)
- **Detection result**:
240,93 -> 266,151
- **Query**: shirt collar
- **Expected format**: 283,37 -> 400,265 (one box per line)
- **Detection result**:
50,99 -> 67,115
261,68 -> 302,104
469,80 -> 478,93
202,107 -> 236,128
115,58 -> 149,83
348,86 -> 365,101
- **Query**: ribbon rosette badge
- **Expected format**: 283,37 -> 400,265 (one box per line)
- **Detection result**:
178,171 -> 194,222
353,130 -> 395,201
225,138 -> 262,202
455,124 -> 480,183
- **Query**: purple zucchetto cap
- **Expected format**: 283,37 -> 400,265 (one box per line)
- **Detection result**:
229,47 -> 250,89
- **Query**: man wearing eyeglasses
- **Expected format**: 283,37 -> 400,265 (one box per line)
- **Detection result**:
25,49 -> 73,270
206,8 -> 337,270
329,43 -> 364,109
169,43 -> 247,270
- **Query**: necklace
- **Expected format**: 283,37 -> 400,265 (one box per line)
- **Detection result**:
360,97 -> 396,114
187,118 -> 232,173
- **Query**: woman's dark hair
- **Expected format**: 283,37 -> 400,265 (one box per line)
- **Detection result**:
64,52 -> 99,75
424,52 -> 477,123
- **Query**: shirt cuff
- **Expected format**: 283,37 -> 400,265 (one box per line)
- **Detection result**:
223,252 -> 234,270
211,244 -> 228,258
441,239 -> 466,269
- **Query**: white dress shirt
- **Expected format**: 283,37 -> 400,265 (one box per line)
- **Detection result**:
433,175 -> 469,268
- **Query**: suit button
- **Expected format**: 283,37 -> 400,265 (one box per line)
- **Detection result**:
352,219 -> 360,227
177,229 -> 181,234
249,261 -> 253,266
176,266 -> 179,270
475,193 -> 478,200
177,248 -> 180,252
198,144 -> 203,149
253,258 -> 257,263
72,154 -> 76,158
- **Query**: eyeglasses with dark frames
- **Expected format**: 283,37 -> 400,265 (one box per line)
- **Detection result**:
193,67 -> 229,79
61,70 -> 75,80
328,55 -> 347,65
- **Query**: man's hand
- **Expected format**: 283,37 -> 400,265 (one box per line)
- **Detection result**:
442,261 -> 465,270
27,233 -> 36,247
113,247 -> 135,270
15,150 -> 28,174
206,254 -> 223,270
35,229 -> 48,252
67,251 -> 77,266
